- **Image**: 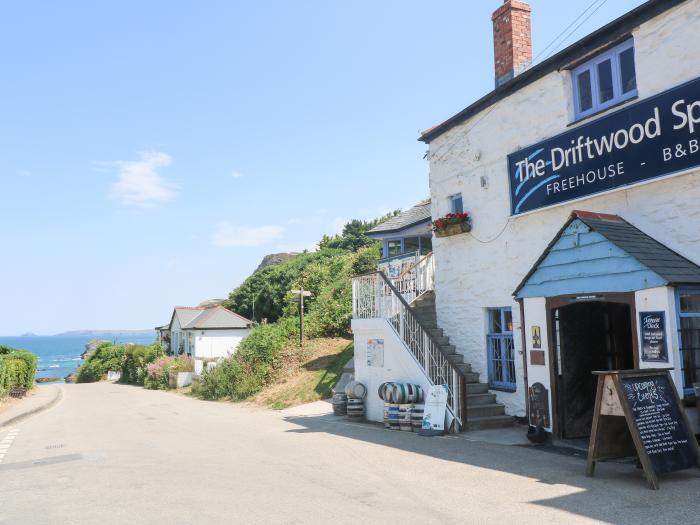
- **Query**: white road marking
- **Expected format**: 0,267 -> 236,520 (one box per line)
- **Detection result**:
0,428 -> 20,464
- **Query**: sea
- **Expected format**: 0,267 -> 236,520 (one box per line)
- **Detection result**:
0,334 -> 156,383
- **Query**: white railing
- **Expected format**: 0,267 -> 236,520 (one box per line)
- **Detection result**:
393,252 -> 435,304
352,270 -> 463,431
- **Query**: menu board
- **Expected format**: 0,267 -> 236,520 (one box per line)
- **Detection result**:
620,374 -> 696,474
639,311 -> 668,362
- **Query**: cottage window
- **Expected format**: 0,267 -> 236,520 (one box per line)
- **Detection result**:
677,287 -> 700,394
572,40 -> 637,121
387,239 -> 402,258
449,193 -> 463,214
487,308 -> 516,392
420,236 -> 432,255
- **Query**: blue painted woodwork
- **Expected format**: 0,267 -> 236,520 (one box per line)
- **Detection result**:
516,219 -> 667,299
675,286 -> 700,394
487,308 -> 516,391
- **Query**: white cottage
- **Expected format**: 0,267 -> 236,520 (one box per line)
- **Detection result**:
168,306 -> 252,374
353,0 -> 700,437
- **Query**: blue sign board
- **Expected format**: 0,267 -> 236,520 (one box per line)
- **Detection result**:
508,76 -> 700,215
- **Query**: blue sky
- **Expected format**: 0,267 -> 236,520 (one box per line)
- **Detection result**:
0,0 -> 646,334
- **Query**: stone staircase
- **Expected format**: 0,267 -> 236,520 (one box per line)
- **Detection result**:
411,292 -> 514,431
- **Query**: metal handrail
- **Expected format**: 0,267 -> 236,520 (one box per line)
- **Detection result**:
352,270 -> 464,430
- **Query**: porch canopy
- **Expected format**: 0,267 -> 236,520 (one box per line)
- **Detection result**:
514,211 -> 700,299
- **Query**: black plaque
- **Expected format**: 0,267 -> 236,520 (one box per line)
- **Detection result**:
528,382 -> 550,428
640,311 -> 668,363
620,374 -> 696,474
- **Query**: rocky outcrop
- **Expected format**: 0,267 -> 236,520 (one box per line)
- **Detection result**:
81,339 -> 108,360
255,252 -> 299,272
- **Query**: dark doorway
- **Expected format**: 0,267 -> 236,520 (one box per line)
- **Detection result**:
553,301 -> 634,438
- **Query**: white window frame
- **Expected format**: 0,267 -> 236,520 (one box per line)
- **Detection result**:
449,193 -> 463,214
572,39 -> 637,121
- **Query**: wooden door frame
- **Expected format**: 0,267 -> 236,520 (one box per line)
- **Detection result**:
545,292 -> 639,440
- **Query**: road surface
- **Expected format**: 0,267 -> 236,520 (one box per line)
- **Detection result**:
1,383 -> 699,524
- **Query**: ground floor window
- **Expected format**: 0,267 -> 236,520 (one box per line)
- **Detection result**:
487,307 -> 516,392
677,287 -> 700,393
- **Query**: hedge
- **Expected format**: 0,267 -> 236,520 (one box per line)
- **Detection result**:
0,345 -> 38,390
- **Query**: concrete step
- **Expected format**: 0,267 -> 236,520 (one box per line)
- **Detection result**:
466,415 -> 515,431
467,403 -> 506,418
428,328 -> 444,338
466,392 -> 497,405
444,353 -> 464,365
433,336 -> 450,346
465,382 -> 489,395
463,371 -> 480,383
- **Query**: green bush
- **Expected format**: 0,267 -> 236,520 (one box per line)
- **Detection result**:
144,355 -> 193,390
75,343 -> 127,383
193,358 -> 240,400
0,346 -> 38,389
121,343 -> 165,385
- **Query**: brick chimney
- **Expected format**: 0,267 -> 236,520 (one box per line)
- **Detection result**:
492,0 -> 532,88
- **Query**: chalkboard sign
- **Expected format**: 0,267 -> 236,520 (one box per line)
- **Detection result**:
620,374 -> 695,474
639,312 -> 668,362
586,369 -> 700,489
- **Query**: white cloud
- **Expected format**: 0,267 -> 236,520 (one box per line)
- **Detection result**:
108,151 -> 177,208
210,223 -> 284,247
231,171 -> 244,179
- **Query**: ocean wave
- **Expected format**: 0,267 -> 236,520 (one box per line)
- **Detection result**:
49,365 -> 60,368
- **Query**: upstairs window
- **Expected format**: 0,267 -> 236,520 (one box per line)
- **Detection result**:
572,40 -> 637,121
449,193 -> 463,214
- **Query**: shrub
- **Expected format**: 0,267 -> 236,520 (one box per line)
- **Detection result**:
144,356 -> 175,390
75,343 -> 126,383
193,357 -> 240,400
121,343 -> 165,385
0,346 -> 38,389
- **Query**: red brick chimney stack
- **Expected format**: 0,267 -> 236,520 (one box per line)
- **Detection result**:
492,0 -> 532,88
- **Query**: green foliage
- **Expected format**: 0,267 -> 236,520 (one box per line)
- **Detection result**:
199,211 -> 399,401
75,342 -> 126,383
144,355 -> 194,390
0,345 -> 38,389
121,343 -> 165,385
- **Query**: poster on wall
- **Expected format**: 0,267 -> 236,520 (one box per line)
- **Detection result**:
366,338 -> 384,367
639,311 -> 668,363
421,384 -> 448,434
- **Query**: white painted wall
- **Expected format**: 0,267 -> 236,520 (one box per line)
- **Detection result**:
192,329 -> 250,360
522,297 -> 552,430
427,1 -> 700,417
352,318 -> 433,424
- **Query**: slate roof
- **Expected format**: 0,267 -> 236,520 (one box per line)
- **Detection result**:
513,210 -> 700,296
170,306 -> 251,330
182,306 -> 251,330
367,202 -> 432,236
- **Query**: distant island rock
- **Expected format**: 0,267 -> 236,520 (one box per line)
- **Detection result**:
255,252 -> 299,272
20,332 -> 38,337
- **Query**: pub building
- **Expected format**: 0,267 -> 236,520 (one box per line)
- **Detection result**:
419,0 -> 700,439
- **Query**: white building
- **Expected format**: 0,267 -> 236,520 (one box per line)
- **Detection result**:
353,0 -> 700,437
168,306 -> 252,374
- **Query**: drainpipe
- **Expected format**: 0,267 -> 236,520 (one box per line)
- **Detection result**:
518,299 -> 530,424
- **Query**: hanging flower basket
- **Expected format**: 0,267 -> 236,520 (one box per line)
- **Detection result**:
433,212 -> 471,238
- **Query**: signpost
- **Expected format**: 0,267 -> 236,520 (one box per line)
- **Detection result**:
586,369 -> 700,489
291,288 -> 312,347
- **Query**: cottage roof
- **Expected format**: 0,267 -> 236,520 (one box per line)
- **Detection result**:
420,0 -> 686,144
513,211 -> 700,298
171,307 -> 205,329
182,306 -> 252,330
367,202 -> 432,236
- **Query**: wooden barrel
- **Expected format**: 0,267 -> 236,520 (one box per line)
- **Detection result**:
332,393 -> 348,416
411,404 -> 425,431
399,404 -> 413,432
345,381 -> 367,400
383,402 -> 391,428
347,398 -> 364,419
387,403 -> 400,430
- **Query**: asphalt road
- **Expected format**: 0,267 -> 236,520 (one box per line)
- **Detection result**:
1,383 -> 699,525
